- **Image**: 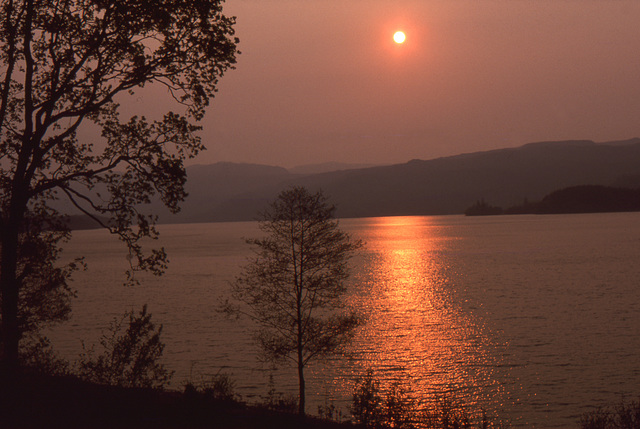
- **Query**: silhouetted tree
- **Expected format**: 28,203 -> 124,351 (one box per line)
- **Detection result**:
78,305 -> 172,389
228,187 -> 362,414
0,0 -> 238,371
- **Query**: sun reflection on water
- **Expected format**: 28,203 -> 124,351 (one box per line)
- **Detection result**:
318,216 -> 512,419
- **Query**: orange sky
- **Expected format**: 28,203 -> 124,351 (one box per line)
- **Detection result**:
134,0 -> 640,168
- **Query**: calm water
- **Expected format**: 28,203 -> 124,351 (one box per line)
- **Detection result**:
48,213 -> 640,427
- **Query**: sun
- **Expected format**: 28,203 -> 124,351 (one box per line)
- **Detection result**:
393,31 -> 406,44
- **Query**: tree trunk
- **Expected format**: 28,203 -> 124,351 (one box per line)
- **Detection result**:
0,222 -> 21,375
297,291 -> 305,415
298,355 -> 305,415
0,176 -> 28,375
2,0 -> 33,371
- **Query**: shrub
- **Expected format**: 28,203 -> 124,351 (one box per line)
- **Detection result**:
319,401 -> 345,422
385,382 -> 415,428
352,369 -> 385,428
203,371 -> 237,401
19,335 -> 69,376
78,305 -> 172,389
184,369 -> 238,402
581,399 -> 640,429
259,374 -> 298,413
352,370 -> 500,429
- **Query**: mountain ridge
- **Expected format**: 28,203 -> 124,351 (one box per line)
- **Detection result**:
156,138 -> 640,222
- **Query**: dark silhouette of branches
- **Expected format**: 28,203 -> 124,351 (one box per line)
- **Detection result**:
226,187 -> 362,415
0,0 -> 238,372
78,305 -> 172,389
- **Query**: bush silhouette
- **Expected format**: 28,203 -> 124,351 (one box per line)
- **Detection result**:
78,305 -> 172,389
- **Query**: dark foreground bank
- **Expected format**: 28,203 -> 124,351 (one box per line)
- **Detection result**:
3,372 -> 639,428
0,373 -> 349,429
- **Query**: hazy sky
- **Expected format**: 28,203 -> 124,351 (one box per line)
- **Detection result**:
138,0 -> 640,168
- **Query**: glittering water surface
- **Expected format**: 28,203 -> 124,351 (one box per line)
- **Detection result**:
48,213 -> 640,427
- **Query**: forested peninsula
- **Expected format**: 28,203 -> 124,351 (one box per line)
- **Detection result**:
465,185 -> 640,216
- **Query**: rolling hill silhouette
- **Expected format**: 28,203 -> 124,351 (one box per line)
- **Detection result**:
156,138 -> 640,223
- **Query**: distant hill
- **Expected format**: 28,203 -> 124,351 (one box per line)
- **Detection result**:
170,162 -> 293,222
154,138 -> 640,223
287,162 -> 381,175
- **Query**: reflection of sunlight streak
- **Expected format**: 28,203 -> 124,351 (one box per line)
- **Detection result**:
330,216 -> 510,417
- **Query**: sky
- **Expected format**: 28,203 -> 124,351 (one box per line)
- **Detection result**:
142,0 -> 640,168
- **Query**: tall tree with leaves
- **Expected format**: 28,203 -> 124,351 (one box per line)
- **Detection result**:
0,0 -> 238,372
229,187 -> 362,415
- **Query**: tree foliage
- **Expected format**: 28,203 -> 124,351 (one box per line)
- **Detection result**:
352,370 -> 385,428
0,0 -> 238,370
351,370 -> 494,429
228,186 -> 362,414
2,208 -> 82,337
78,305 -> 172,389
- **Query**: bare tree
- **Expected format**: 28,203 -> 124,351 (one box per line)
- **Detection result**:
0,0 -> 238,372
228,187 -> 362,414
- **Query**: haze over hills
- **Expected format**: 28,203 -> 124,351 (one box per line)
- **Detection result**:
287,162 -> 382,175
155,138 -> 640,223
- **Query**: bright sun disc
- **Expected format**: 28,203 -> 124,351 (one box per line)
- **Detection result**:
393,31 -> 406,44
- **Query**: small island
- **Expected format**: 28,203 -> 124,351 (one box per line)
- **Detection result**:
464,199 -> 504,216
